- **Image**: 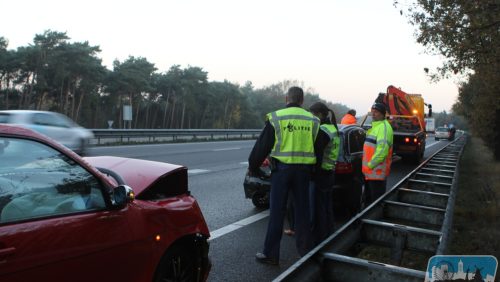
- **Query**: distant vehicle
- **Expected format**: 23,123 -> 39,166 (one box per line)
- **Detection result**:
0,124 -> 211,281
0,110 -> 93,155
435,126 -> 455,141
243,124 -> 366,217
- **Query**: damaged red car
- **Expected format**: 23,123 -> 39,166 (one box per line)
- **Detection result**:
0,124 -> 210,282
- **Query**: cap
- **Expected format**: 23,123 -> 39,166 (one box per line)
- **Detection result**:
371,103 -> 386,115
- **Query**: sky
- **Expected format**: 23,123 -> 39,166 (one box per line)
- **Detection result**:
0,0 -> 460,113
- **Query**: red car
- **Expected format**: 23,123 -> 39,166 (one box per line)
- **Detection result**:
0,124 -> 210,282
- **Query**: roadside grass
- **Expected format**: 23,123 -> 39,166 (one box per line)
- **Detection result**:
449,136 -> 499,260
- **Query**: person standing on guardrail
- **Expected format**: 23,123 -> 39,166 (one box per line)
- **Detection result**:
309,102 -> 340,245
248,86 -> 320,266
362,103 -> 394,206
341,109 -> 357,125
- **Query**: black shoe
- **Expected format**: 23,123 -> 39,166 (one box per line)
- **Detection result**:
255,252 -> 279,265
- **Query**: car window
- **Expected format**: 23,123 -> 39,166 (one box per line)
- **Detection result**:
347,128 -> 365,154
32,113 -> 71,128
0,137 -> 106,224
436,127 -> 449,132
0,113 -> 11,123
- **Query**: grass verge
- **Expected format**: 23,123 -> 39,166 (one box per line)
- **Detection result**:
449,136 -> 499,260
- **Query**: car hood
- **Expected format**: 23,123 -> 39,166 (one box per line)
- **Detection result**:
84,156 -> 185,196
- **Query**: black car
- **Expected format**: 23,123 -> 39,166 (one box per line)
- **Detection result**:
243,124 -> 366,218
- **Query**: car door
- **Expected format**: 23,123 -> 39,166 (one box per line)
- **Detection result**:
0,137 -> 149,282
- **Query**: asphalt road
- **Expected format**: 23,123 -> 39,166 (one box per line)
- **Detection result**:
88,135 -> 450,282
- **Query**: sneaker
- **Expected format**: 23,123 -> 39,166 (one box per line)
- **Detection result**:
255,252 -> 279,265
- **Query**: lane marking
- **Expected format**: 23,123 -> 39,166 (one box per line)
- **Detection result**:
212,147 -> 241,151
425,141 -> 441,149
188,169 -> 210,175
240,161 -> 248,165
209,210 -> 269,241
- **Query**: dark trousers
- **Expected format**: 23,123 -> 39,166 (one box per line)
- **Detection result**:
313,171 -> 335,245
286,193 -> 294,231
364,180 -> 387,207
263,163 -> 313,260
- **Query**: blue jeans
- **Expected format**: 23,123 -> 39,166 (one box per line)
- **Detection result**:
262,163 -> 314,259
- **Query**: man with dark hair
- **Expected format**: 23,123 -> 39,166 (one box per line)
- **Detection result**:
341,109 -> 357,125
362,103 -> 393,206
248,86 -> 319,265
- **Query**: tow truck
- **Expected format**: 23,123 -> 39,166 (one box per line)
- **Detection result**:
361,85 -> 432,163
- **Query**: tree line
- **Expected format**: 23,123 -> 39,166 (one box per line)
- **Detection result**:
0,30 -> 350,130
397,0 -> 499,159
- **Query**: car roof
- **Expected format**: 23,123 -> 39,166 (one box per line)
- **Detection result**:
0,123 -> 58,141
338,124 -> 363,131
0,110 -> 56,114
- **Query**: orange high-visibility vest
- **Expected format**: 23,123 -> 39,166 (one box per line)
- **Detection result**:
362,119 -> 393,180
341,114 -> 357,125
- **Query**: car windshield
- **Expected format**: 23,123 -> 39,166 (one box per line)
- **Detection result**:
388,116 -> 421,133
0,136 -> 105,223
436,127 -> 449,132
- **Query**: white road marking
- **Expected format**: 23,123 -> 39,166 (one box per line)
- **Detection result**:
209,210 -> 270,241
212,147 -> 241,151
188,169 -> 210,175
240,161 -> 248,165
425,141 -> 441,149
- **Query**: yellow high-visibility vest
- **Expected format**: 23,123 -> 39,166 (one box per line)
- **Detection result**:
319,124 -> 340,170
362,119 -> 393,180
267,107 -> 319,164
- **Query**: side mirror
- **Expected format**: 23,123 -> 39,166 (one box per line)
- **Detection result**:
112,185 -> 135,207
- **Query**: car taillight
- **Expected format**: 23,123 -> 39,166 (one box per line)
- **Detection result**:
335,162 -> 353,174
405,137 -> 418,143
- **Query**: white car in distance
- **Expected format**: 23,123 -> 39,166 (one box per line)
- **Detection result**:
0,110 -> 94,155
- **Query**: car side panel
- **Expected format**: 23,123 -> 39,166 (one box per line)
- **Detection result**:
0,207 -> 151,282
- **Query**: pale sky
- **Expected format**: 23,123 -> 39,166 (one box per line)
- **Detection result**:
0,0 -> 459,113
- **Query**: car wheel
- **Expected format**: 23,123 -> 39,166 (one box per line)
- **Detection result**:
435,137 -> 438,141
153,244 -> 197,282
251,191 -> 270,209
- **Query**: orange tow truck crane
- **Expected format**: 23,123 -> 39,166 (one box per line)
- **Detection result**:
362,85 -> 432,163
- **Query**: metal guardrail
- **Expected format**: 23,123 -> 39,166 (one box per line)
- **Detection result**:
90,129 -> 262,145
274,134 -> 467,282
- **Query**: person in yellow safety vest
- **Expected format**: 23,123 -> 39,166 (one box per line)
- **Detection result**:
309,102 -> 340,245
341,109 -> 357,125
362,102 -> 393,206
249,86 -> 319,266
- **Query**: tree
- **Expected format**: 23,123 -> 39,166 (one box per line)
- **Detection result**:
397,0 -> 500,159
104,56 -> 156,128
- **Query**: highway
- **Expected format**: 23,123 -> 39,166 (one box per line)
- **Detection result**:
87,135 -> 450,281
